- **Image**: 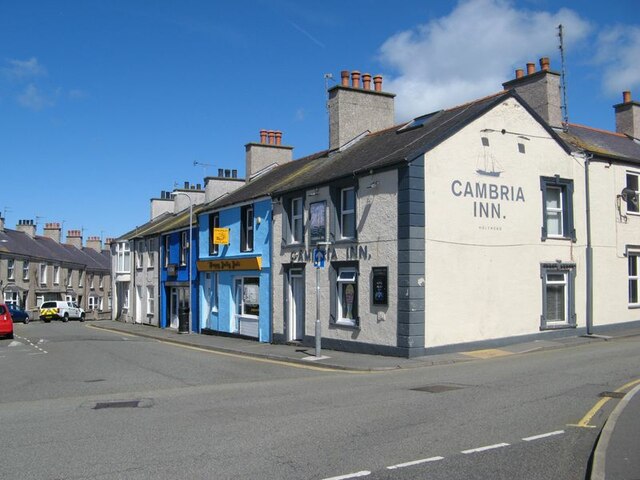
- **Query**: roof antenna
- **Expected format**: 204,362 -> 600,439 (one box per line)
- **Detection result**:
558,24 -> 569,132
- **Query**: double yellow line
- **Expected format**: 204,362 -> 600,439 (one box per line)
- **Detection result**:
570,378 -> 640,428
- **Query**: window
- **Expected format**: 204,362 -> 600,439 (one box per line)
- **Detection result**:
234,277 -> 259,317
4,291 -> 18,306
116,242 -> 131,272
67,270 -> 73,287
89,274 -> 94,290
78,270 -> 84,288
629,253 -> 640,306
625,172 -> 639,214
39,264 -> 48,285
330,263 -> 359,327
147,239 -> 155,267
7,259 -> 15,280
123,289 -> 129,310
540,177 -> 575,241
99,275 -> 104,289
108,295 -> 112,310
88,296 -> 98,310
136,241 -> 143,269
36,295 -> 44,308
209,213 -> 220,255
241,205 -> 254,252
540,263 -> 576,329
22,260 -> 29,280
99,296 -> 104,311
164,236 -> 170,267
65,294 -> 76,303
340,187 -> 356,239
290,197 -> 304,243
53,266 -> 60,285
147,286 -> 154,315
180,231 -> 188,265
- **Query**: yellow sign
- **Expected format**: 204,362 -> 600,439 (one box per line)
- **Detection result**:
197,257 -> 262,271
213,228 -> 230,245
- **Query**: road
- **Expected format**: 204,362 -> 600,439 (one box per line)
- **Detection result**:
1,321 -> 638,480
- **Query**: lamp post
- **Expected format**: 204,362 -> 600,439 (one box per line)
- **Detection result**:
172,192 -> 193,334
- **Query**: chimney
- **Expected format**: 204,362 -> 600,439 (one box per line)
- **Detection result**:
105,237 -> 115,246
502,57 -> 563,128
150,189 -> 174,220
43,222 -> 62,243
0,216 -> 4,231
614,91 -> 640,139
328,69 -> 395,150
86,236 -> 102,252
245,129 -> 294,180
66,229 -> 83,249
16,219 -> 36,238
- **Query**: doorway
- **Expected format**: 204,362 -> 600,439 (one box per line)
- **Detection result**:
287,268 -> 304,342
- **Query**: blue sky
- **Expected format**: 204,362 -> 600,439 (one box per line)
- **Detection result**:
1,0 -> 639,243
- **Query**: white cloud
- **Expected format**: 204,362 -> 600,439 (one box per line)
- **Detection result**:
17,84 -> 55,110
593,25 -> 640,95
2,57 -> 47,80
378,0 -> 591,121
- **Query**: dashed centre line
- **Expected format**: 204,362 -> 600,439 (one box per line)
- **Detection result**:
523,430 -> 565,442
387,456 -> 444,469
461,442 -> 510,454
322,471 -> 371,480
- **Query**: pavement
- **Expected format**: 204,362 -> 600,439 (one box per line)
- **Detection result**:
88,319 -> 640,479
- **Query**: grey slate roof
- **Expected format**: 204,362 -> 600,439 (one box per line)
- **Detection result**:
558,124 -> 640,164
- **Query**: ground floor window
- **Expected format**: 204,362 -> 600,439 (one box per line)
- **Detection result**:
330,262 -> 359,327
234,277 -> 259,317
541,263 -> 576,329
88,296 -> 99,310
629,252 -> 640,306
4,291 -> 18,306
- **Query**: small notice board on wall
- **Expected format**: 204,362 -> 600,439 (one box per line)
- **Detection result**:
372,267 -> 388,305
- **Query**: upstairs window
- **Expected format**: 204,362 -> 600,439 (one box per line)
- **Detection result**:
625,172 -> 639,214
241,205 -> 254,252
22,260 -> 29,281
53,265 -> 60,285
147,239 -> 155,267
164,236 -> 170,267
116,242 -> 131,273
67,269 -> 73,287
540,177 -> 575,241
180,231 -> 188,266
39,264 -> 48,285
290,197 -> 304,243
209,212 -> 220,256
7,259 -> 14,280
340,187 -> 356,240
78,270 -> 84,288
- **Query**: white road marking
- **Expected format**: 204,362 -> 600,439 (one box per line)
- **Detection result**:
322,471 -> 371,480
522,430 -> 565,442
387,456 -> 445,469
461,443 -> 510,454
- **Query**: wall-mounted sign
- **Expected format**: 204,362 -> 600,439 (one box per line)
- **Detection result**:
197,257 -> 262,271
372,267 -> 388,305
309,201 -> 326,245
167,264 -> 178,276
213,228 -> 230,245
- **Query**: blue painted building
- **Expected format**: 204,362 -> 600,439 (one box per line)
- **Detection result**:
159,213 -> 200,333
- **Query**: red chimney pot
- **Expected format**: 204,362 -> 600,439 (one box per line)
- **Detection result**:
623,91 -> 632,103
362,73 -> 372,90
351,70 -> 361,89
373,75 -> 383,92
526,62 -> 535,75
515,69 -> 524,79
275,131 -> 282,146
267,130 -> 275,145
259,129 -> 267,144
341,70 -> 350,87
539,57 -> 550,71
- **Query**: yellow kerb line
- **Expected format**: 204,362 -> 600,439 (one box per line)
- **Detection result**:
570,378 -> 640,428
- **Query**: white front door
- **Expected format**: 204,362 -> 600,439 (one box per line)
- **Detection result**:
136,286 -> 143,324
170,287 -> 179,329
288,269 -> 304,341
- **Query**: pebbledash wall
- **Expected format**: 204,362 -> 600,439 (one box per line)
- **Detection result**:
272,169 -> 402,355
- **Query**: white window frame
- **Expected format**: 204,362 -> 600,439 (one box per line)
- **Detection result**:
164,236 -> 170,267
99,296 -> 104,311
7,259 -> 15,280
544,271 -> 569,324
147,286 -> 154,315
78,270 -> 84,288
147,239 -> 155,268
136,241 -> 144,269
4,291 -> 18,306
291,197 -> 303,243
629,252 -> 640,306
545,186 -> 564,238
22,260 -> 29,281
241,206 -> 254,252
36,295 -> 44,308
626,171 -> 640,214
88,296 -> 98,310
67,269 -> 73,287
116,242 -> 131,273
53,265 -> 60,285
123,289 -> 129,310
89,274 -> 95,290
340,187 -> 356,239
336,267 -> 357,326
180,231 -> 188,266
234,276 -> 259,318
39,264 -> 48,285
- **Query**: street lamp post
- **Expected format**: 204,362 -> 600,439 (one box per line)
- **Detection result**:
172,192 -> 193,334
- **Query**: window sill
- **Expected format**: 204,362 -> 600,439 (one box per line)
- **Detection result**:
540,323 -> 576,330
542,236 -> 574,242
333,319 -> 359,329
628,304 -> 640,309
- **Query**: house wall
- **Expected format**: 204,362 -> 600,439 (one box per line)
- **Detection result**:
423,97 -> 584,348
272,169 -> 399,353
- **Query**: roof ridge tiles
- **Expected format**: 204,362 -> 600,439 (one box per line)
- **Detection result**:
567,122 -> 627,138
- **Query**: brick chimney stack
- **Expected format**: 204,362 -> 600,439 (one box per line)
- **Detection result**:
328,69 -> 395,150
502,57 -> 563,128
66,229 -> 83,249
43,223 -> 62,243
245,129 -> 293,180
86,236 -> 102,252
614,91 -> 640,139
16,219 -> 36,238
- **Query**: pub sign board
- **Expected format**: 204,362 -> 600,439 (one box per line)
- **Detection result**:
372,267 -> 388,305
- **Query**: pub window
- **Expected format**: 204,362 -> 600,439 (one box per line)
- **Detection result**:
540,176 -> 575,241
625,172 -> 639,214
629,252 -> 640,306
209,212 -> 220,256
180,231 -> 188,266
241,205 -> 254,252
330,262 -> 359,328
540,263 -> 576,329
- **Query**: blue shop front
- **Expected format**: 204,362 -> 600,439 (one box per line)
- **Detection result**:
197,198 -> 271,342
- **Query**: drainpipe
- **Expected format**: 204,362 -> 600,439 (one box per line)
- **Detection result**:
584,152 -> 594,335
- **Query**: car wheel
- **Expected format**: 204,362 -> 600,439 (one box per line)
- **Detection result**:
24,315 -> 30,324
63,313 -> 69,323
8,332 -> 13,339
80,313 -> 85,322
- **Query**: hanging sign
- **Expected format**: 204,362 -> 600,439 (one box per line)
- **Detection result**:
213,228 -> 230,245
197,257 -> 262,271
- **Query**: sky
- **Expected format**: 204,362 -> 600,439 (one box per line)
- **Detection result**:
1,0 -> 639,243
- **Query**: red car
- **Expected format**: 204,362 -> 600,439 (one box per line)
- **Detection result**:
0,303 -> 14,339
